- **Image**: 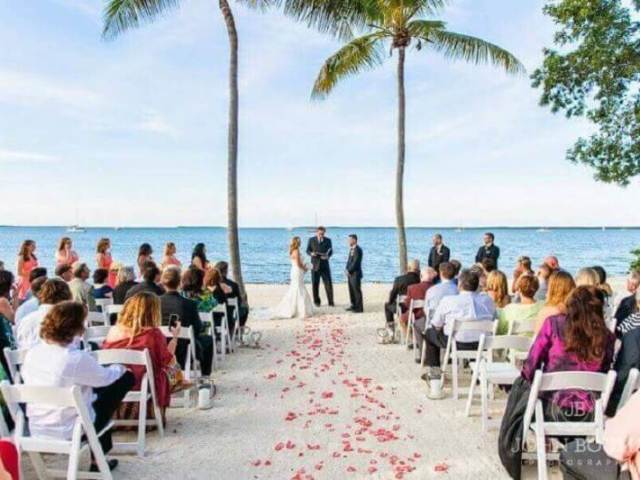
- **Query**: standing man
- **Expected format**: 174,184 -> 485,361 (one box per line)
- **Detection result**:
306,226 -> 334,307
475,232 -> 500,268
428,233 -> 450,276
345,234 -> 363,313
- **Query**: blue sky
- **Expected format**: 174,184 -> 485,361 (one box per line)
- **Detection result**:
1,0 -> 638,227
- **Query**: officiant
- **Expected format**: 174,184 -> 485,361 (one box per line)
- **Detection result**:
306,226 -> 334,307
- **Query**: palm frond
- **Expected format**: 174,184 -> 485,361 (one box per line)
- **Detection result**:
279,0 -> 373,40
312,33 -> 387,98
102,0 -> 180,40
426,28 -> 526,75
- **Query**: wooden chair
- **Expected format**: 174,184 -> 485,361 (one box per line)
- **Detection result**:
3,347 -> 27,384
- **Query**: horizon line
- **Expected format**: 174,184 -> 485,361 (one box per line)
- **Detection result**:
1,225 -> 638,230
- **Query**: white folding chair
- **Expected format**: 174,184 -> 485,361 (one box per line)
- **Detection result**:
159,326 -> 199,408
105,304 -> 123,324
86,311 -> 107,327
226,297 -> 241,346
465,334 -> 532,431
94,298 -> 113,323
441,319 -> 496,400
522,370 -> 617,480
506,316 -> 535,336
94,349 -> 164,457
3,347 -> 27,384
83,326 -> 112,346
405,299 -> 425,348
618,367 -> 640,409
0,381 -> 115,480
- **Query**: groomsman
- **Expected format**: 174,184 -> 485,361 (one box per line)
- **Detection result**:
428,233 -> 450,275
475,232 -> 500,268
306,226 -> 334,307
345,234 -> 363,313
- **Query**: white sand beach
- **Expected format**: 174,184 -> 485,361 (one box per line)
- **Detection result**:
71,279 -> 622,479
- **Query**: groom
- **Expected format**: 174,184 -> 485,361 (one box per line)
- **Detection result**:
306,226 -> 334,307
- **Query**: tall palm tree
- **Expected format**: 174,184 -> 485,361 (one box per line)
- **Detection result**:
308,0 -> 524,273
103,0 -> 247,299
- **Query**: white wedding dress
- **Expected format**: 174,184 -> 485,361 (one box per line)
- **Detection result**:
273,251 -> 314,319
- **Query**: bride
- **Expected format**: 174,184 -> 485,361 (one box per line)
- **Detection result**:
273,236 -> 314,319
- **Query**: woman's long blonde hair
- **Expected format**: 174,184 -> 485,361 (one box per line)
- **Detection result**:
117,292 -> 161,344
486,270 -> 510,308
546,271 -> 576,307
164,242 -> 176,256
289,236 -> 301,255
575,268 -> 599,287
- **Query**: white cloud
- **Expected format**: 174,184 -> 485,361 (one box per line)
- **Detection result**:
0,149 -> 59,164
136,111 -> 179,136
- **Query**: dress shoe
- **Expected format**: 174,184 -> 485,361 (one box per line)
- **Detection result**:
345,307 -> 354,312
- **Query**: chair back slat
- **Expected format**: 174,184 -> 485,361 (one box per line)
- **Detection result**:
454,319 -> 495,333
539,371 -> 613,392
94,348 -> 147,366
484,335 -> 532,352
0,382 -> 77,407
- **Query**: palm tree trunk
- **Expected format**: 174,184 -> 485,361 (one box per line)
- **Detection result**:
396,46 -> 408,274
219,0 -> 246,301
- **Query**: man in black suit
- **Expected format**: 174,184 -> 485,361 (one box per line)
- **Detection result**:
345,234 -> 363,313
615,271 -> 640,331
160,267 -> 213,376
428,233 -> 450,276
306,226 -> 334,307
475,232 -> 500,268
214,261 -> 250,329
384,259 -> 421,329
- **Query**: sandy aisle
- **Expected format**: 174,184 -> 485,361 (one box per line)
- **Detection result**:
108,284 -> 510,479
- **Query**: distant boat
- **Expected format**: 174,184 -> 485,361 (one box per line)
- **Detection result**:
455,228 -> 463,233
537,228 -> 551,233
66,225 -> 86,233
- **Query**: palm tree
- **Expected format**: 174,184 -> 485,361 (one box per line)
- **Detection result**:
308,0 -> 524,273
102,0 -> 247,299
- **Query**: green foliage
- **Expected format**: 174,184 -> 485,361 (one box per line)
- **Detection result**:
631,247 -> 640,273
532,0 -> 640,185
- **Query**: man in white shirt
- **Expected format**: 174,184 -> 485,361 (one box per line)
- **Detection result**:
413,262 -> 459,362
17,279 -> 72,350
14,276 -> 47,325
424,269 -> 496,380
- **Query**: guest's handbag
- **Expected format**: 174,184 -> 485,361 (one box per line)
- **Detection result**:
167,362 -> 191,393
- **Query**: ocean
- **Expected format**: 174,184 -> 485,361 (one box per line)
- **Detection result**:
0,226 -> 637,283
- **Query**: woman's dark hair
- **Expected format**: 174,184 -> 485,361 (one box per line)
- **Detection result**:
142,262 -> 160,283
591,266 -> 607,285
38,279 -> 72,304
181,267 -> 204,296
92,268 -> 109,284
192,243 -> 208,265
458,269 -> 480,292
564,286 -> 611,362
40,301 -> 86,345
0,271 -> 14,298
138,243 -> 153,257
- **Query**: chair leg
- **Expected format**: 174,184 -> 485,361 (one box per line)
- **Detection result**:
28,451 -> 50,480
451,355 -> 459,400
137,381 -> 148,457
465,362 -> 480,417
420,339 -> 427,368
535,402 -> 548,480
480,375 -> 489,432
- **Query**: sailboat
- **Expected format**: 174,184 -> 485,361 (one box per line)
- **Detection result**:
67,209 -> 86,233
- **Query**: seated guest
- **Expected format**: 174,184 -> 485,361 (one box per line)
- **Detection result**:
17,279 -> 72,350
124,262 -> 164,301
103,292 -> 184,424
423,270 -> 495,388
383,259 -> 421,334
480,257 -> 497,275
204,268 -> 235,340
535,270 -> 575,334
575,267 -> 599,287
592,265 -> 613,297
214,261 -> 249,329
497,274 -> 542,335
14,276 -> 47,324
22,267 -> 47,303
68,262 -> 97,312
535,263 -> 552,302
92,269 -> 113,299
399,267 -> 436,344
470,264 -> 487,291
160,267 -> 213,376
191,243 -> 209,271
161,242 -> 182,270
608,291 -> 640,415
449,260 -> 462,282
512,256 -> 534,294
543,255 -> 561,272
0,272 -> 17,370
614,270 -> 640,329
21,301 -> 134,473
55,264 -> 73,282
424,262 -> 458,316
180,267 -> 217,311
486,270 -> 511,309
112,266 -> 137,305
522,286 -> 614,419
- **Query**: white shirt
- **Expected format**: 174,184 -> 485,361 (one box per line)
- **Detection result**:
425,279 -> 459,316
14,297 -> 39,325
16,304 -> 53,350
21,341 -> 125,440
430,291 -> 496,343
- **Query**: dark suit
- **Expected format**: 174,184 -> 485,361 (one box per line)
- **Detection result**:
124,281 -> 165,301
384,271 -> 421,326
428,245 -> 450,273
346,245 -> 363,312
475,244 -> 500,267
160,291 -> 213,376
306,236 -> 334,306
222,277 -> 249,327
615,294 -> 637,332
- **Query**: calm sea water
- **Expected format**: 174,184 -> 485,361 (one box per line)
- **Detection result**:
0,226 -> 637,283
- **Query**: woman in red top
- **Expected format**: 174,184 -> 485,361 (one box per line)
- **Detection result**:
96,238 -> 117,288
15,240 -> 38,301
102,292 -> 181,423
55,237 -> 79,267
